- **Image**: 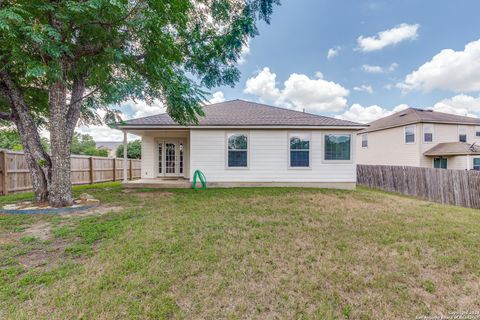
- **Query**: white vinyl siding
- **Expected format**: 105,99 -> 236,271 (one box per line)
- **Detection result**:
190,129 -> 356,183
141,136 -> 156,178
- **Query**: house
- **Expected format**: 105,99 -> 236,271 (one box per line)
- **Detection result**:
117,99 -> 366,189
95,141 -> 122,158
357,108 -> 480,170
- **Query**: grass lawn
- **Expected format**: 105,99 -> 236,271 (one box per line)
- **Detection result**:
0,183 -> 479,319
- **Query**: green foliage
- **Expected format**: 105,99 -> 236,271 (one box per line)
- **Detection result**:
0,0 -> 280,125
116,140 -> 141,159
71,132 -> 107,157
0,129 -> 50,152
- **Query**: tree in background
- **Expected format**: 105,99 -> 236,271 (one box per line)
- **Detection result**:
0,129 -> 50,152
0,0 -> 279,206
71,132 -> 108,157
116,140 -> 141,159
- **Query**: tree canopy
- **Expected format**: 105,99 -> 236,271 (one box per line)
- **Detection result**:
116,140 -> 141,159
71,132 -> 108,157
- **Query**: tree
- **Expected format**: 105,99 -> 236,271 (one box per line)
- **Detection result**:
71,132 -> 108,157
116,140 -> 141,159
0,128 -> 50,152
0,0 -> 279,207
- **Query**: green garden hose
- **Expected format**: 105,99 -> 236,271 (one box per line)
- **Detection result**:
192,170 -> 207,190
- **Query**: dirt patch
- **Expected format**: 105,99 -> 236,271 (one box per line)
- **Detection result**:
135,191 -> 174,199
17,239 -> 69,269
22,222 -> 51,241
60,205 -> 124,218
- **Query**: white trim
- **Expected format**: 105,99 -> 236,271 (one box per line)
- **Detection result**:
458,125 -> 468,142
287,131 -> 312,170
404,125 -> 416,144
423,123 -> 434,143
225,131 -> 250,170
322,132 -> 353,164
361,133 -> 368,148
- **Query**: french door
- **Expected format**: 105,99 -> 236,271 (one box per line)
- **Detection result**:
158,140 -> 185,177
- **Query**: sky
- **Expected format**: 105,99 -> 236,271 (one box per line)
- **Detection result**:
78,0 -> 480,141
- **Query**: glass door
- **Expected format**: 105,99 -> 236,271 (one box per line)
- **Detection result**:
158,140 -> 186,177
165,142 -> 177,176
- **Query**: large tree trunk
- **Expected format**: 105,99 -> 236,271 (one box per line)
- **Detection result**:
47,76 -> 86,207
0,71 -> 51,202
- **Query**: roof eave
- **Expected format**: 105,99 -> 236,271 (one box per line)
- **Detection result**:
117,124 -> 367,130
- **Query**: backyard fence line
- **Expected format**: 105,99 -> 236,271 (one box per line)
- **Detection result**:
357,164 -> 480,209
0,149 -> 141,195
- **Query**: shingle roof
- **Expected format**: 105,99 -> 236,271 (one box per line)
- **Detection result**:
360,108 -> 480,133
121,99 -> 365,128
423,142 -> 480,156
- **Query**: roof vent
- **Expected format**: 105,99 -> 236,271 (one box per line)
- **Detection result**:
399,113 -> 407,117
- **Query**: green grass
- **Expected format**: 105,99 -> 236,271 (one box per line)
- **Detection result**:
0,183 -> 479,319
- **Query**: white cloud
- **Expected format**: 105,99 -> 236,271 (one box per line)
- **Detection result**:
336,104 -> 409,123
238,39 -> 251,65
128,100 -> 166,119
244,67 -> 349,113
327,46 -> 341,60
208,91 -> 226,104
76,125 -> 139,142
357,23 -> 419,52
429,94 -> 480,117
362,64 -> 383,73
362,62 -> 398,74
353,85 -> 374,94
398,39 -> 480,93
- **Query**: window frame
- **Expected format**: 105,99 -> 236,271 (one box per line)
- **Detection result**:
423,123 -> 434,143
361,133 -> 368,148
404,125 -> 416,144
473,157 -> 480,171
288,131 -> 312,169
433,157 -> 448,169
458,125 -> 467,143
475,126 -> 480,137
225,131 -> 250,169
322,132 -> 353,163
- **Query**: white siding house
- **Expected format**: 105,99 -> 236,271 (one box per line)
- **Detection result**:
118,100 -> 365,189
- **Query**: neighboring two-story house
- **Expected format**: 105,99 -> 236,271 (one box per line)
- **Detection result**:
357,108 -> 480,170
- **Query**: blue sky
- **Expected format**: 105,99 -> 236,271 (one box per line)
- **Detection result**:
80,0 -> 480,140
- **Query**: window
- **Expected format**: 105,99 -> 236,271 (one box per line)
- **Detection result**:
405,125 -> 415,144
289,133 -> 310,167
227,133 -> 248,167
361,134 -> 368,148
423,124 -> 433,143
474,158 -> 480,171
324,134 -> 351,161
476,127 -> 480,137
433,157 -> 448,169
459,126 -> 467,142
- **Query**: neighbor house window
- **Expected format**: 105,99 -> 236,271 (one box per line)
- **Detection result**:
361,134 -> 368,148
324,134 -> 351,161
405,125 -> 415,144
289,132 -> 310,167
474,158 -> 480,171
476,127 -> 480,137
433,157 -> 447,169
423,124 -> 433,143
227,133 -> 248,167
459,126 -> 467,142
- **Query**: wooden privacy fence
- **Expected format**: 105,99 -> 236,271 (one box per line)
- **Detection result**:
357,164 -> 480,209
0,149 -> 141,195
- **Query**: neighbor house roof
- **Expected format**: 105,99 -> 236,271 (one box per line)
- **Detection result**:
96,141 -> 122,150
423,142 -> 480,156
118,99 -> 365,129
360,108 -> 480,134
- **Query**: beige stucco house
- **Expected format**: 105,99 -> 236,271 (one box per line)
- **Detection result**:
117,100 -> 366,189
357,108 -> 480,170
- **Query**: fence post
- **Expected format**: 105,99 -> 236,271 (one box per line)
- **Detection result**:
89,157 -> 94,184
129,159 -> 133,180
112,158 -> 116,181
1,151 -> 7,195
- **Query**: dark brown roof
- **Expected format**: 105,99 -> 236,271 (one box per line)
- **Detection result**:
361,108 -> 480,133
121,99 -> 365,128
423,142 -> 480,156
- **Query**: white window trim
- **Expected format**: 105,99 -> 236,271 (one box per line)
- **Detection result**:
423,123 -> 434,144
322,132 -> 354,164
475,126 -> 480,138
361,133 -> 368,148
458,125 -> 468,142
287,131 -> 312,170
225,131 -> 250,170
473,157 -> 480,171
404,125 -> 416,144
